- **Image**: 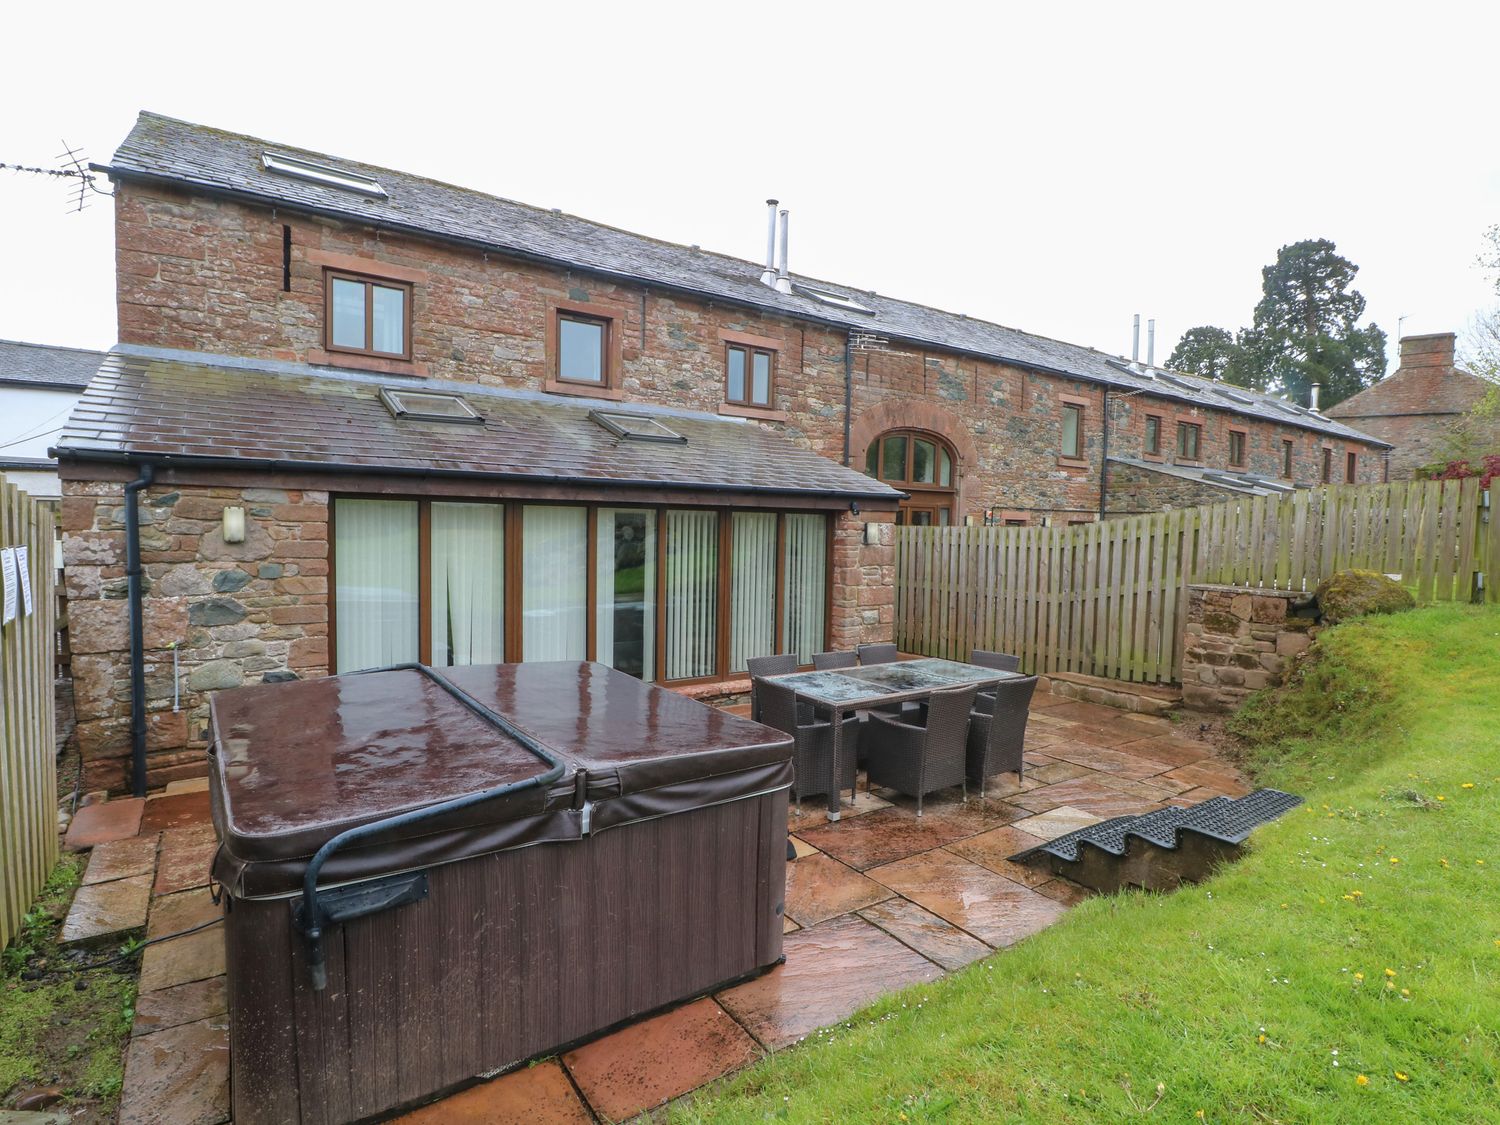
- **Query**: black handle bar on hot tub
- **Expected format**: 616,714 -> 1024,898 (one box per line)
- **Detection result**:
295,663 -> 565,991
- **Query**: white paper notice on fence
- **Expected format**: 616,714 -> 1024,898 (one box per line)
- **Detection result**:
1,548 -> 16,625
16,545 -> 32,616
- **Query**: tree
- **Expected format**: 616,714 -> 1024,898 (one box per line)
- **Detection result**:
1239,239 -> 1386,408
1166,326 -> 1240,382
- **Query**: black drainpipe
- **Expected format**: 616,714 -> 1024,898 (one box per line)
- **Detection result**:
124,462 -> 155,797
1097,389 -> 1110,519
842,334 -> 854,466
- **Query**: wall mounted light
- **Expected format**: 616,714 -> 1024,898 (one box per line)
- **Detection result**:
862,522 -> 880,546
222,506 -> 246,544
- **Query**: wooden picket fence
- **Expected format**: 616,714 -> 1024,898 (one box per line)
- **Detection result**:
0,474 -> 59,950
896,478 -> 1495,685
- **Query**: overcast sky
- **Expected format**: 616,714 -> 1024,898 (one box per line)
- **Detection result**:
3,2 -> 1496,372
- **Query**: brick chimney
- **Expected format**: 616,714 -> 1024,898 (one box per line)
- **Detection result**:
1398,332 -> 1456,372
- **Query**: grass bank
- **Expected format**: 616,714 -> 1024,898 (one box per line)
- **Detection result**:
676,604 -> 1500,1124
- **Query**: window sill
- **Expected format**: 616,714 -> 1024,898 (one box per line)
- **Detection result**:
542,377 -> 625,401
1175,459 -> 1204,468
1140,453 -> 1165,463
1055,457 -> 1089,470
718,402 -> 789,422
308,348 -> 427,377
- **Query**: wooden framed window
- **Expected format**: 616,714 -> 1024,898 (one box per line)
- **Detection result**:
331,495 -> 830,685
325,271 -> 412,360
557,313 -> 610,385
1281,439 -> 1294,479
1345,451 -> 1357,483
725,344 -> 775,407
1144,414 -> 1163,456
1061,403 -> 1084,460
865,429 -> 957,525
1321,448 -> 1333,483
1176,421 -> 1202,461
546,302 -> 624,399
1228,428 -> 1247,468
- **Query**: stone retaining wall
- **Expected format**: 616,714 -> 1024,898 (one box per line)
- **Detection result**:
1181,584 -> 1317,712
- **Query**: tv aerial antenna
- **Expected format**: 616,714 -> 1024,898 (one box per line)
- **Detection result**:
848,331 -> 916,359
0,140 -> 111,212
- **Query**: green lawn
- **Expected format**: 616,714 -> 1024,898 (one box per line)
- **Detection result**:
675,604 -> 1500,1124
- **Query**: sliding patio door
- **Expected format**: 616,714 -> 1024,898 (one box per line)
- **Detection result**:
430,502 -> 504,666
728,512 -> 777,673
521,505 -> 587,661
781,513 -> 827,664
664,510 -> 718,680
333,499 -> 419,673
596,508 -> 656,680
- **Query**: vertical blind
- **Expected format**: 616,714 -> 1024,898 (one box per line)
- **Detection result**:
431,502 -> 504,666
665,510 -> 718,680
333,500 -> 830,681
522,505 -> 587,661
334,499 -> 419,672
597,508 -> 656,680
782,514 -> 827,663
728,512 -> 777,673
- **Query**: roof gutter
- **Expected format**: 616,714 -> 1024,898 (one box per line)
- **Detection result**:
95,166 -> 1394,451
51,447 -> 908,505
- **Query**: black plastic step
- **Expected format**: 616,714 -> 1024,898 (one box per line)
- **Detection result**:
1010,789 -> 1301,865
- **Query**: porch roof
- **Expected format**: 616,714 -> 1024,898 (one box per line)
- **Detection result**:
52,346 -> 905,505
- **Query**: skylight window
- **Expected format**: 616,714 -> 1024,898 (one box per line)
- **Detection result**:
262,152 -> 387,198
590,411 -> 686,444
792,285 -> 874,314
1155,372 -> 1200,393
1209,385 -> 1255,405
380,388 -> 482,423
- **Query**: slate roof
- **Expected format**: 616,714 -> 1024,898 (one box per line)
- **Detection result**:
52,347 -> 907,503
1107,455 -> 1297,498
103,112 -> 1388,449
0,339 -> 105,389
1325,363 -> 1495,420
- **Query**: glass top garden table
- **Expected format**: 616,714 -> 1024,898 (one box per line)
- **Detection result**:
764,657 -> 1025,821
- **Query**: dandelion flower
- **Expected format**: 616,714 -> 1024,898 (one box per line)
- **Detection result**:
1401,988 -> 1410,997
1384,968 -> 1397,977
1390,857 -> 1400,864
1258,1034 -> 1267,1044
1395,1071 -> 1409,1082
1462,783 -> 1475,789
1354,972 -> 1365,982
1356,1074 -> 1369,1086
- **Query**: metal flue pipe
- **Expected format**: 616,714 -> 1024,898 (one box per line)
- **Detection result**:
775,209 -> 792,293
1132,314 -> 1141,363
1147,319 -> 1156,367
760,199 -> 778,286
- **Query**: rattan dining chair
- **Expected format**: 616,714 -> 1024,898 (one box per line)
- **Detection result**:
970,649 -> 1022,712
863,684 -> 977,815
755,678 -> 859,813
812,650 -> 858,671
746,654 -> 798,724
857,642 -> 899,665
966,674 -> 1037,798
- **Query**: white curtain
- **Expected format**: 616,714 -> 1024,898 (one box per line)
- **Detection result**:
665,509 -> 718,680
729,512 -> 777,672
431,503 -> 504,666
334,499 -> 419,672
522,505 -> 587,661
781,514 -> 828,663
597,509 -> 656,680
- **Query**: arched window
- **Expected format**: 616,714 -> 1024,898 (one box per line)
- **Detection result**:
864,430 -> 958,525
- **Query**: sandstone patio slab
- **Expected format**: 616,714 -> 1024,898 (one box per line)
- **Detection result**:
562,998 -> 760,1121
716,914 -> 942,1049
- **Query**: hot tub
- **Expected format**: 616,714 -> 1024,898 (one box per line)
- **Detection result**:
208,661 -> 793,1124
